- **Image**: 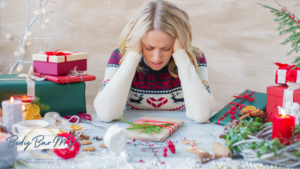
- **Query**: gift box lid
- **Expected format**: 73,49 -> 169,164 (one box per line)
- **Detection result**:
32,51 -> 88,63
267,85 -> 300,101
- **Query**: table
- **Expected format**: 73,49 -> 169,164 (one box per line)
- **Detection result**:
8,110 -> 286,169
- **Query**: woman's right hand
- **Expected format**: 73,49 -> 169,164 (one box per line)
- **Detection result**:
129,39 -> 142,54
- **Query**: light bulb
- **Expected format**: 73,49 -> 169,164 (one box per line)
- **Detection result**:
26,41 -> 32,46
45,18 -> 50,24
14,51 -> 19,57
17,64 -> 23,73
34,10 -> 39,15
20,48 -> 25,54
27,31 -> 32,37
41,25 -> 46,30
23,36 -> 28,41
42,8 -> 47,15
6,34 -> 12,39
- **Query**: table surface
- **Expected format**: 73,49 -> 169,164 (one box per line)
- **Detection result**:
10,110 -> 246,169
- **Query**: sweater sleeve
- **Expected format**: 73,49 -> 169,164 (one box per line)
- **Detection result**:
94,49 -> 142,122
172,49 -> 216,123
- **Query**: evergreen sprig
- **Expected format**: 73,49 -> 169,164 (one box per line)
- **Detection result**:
257,3 -> 300,69
31,97 -> 50,111
221,117 -> 300,159
121,118 -> 173,134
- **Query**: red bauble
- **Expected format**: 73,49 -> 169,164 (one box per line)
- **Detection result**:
53,133 -> 80,159
238,106 -> 242,110
230,115 -> 235,119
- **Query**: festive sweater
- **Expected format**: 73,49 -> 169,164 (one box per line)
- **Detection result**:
94,49 -> 216,123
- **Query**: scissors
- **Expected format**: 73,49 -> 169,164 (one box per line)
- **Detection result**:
64,113 -> 108,130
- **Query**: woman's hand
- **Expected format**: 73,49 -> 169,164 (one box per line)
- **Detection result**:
173,38 -> 183,53
130,39 -> 142,54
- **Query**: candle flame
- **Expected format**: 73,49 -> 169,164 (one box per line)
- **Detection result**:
281,108 -> 286,118
22,105 -> 25,111
10,97 -> 14,103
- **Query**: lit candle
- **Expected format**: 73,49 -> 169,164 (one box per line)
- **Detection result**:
0,129 -> 18,168
272,107 -> 296,143
22,104 -> 27,120
1,97 -> 23,132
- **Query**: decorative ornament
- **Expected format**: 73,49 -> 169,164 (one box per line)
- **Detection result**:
14,51 -> 19,57
27,31 -> 32,37
26,41 -> 32,46
16,64 -> 23,73
42,8 -> 47,15
41,24 -> 46,30
6,34 -> 12,39
104,124 -> 128,156
53,132 -> 80,159
20,48 -> 25,54
45,18 -> 50,24
119,150 -> 134,162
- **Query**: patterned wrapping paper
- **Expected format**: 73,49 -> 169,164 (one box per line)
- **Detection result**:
126,116 -> 184,142
209,89 -> 267,125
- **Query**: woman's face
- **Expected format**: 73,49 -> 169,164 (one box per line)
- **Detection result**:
141,30 -> 174,71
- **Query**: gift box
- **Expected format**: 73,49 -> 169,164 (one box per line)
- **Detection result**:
33,50 -> 88,76
266,85 -> 300,122
0,74 -> 86,117
209,89 -> 268,125
126,116 -> 184,142
34,73 -> 96,84
274,62 -> 300,85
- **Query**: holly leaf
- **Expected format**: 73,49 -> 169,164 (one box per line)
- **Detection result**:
255,117 -> 262,123
257,151 -> 261,158
261,145 -> 269,154
259,140 -> 265,148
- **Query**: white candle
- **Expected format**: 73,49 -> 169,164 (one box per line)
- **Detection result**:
2,97 -> 23,132
0,132 -> 18,168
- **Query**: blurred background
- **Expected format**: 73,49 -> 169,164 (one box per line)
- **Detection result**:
0,0 -> 299,112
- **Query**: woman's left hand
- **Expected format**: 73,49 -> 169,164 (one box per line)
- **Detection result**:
173,38 -> 184,53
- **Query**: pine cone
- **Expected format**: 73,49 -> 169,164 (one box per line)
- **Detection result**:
222,121 -> 238,134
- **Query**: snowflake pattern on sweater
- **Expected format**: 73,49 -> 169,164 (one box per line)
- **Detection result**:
98,49 -> 213,111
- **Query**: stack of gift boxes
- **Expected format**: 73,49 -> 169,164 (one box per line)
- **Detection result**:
0,50 -> 96,117
210,62 -> 300,126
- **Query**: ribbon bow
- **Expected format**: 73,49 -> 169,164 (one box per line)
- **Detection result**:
66,66 -> 87,83
274,62 -> 300,70
44,49 -> 75,62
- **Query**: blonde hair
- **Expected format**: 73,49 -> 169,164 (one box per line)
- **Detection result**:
118,0 -> 202,78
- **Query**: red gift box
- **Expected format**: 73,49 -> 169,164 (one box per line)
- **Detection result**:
274,62 -> 300,85
266,85 -> 300,122
33,50 -> 87,76
34,73 -> 96,84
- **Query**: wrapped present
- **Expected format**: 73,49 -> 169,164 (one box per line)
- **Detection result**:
34,73 -> 96,84
0,74 -> 86,117
266,84 -> 300,124
126,116 -> 184,142
274,62 -> 300,85
209,89 -> 267,125
33,49 -> 87,76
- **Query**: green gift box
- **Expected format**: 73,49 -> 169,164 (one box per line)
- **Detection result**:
0,74 -> 86,117
209,89 -> 267,125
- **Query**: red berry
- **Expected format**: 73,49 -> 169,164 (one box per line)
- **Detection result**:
155,150 -> 158,153
231,106 -> 236,110
289,15 -> 292,18
162,161 -> 165,164
231,111 -> 235,115
230,115 -> 235,119
238,106 -> 242,110
139,160 -> 144,162
296,135 -> 299,139
163,152 -> 167,157
219,134 -> 223,138
142,150 -> 145,152
127,142 -> 130,144
227,110 -> 231,114
151,144 -> 154,146
154,153 -> 156,156
163,148 -> 168,152
141,140 -> 143,142
298,21 -> 300,23
292,16 -> 295,19
142,144 -> 144,146
294,20 -> 297,23
231,119 -> 235,122
133,138 -> 136,142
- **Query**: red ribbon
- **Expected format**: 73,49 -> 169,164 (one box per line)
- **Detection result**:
44,49 -> 75,62
274,63 -> 300,84
274,62 -> 300,70
217,89 -> 257,125
134,119 -> 179,136
248,110 -> 252,117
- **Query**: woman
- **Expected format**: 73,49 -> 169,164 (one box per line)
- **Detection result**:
94,0 -> 215,123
